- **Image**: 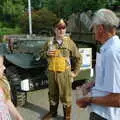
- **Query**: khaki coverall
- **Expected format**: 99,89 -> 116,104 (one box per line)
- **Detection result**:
41,36 -> 82,119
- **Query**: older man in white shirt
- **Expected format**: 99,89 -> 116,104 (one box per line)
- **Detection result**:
76,8 -> 120,120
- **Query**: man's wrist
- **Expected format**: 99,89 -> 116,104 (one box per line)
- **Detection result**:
88,97 -> 93,105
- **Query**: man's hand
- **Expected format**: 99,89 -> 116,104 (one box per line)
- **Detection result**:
81,81 -> 95,95
71,71 -> 77,78
76,97 -> 91,108
47,50 -> 56,57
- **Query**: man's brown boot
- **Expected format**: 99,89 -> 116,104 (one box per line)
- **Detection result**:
42,105 -> 57,120
63,105 -> 71,120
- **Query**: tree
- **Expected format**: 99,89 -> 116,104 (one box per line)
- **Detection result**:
20,8 -> 59,35
45,0 -> 108,19
0,0 -> 25,27
23,0 -> 43,10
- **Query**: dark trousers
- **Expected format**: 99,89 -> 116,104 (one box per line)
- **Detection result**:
90,112 -> 107,120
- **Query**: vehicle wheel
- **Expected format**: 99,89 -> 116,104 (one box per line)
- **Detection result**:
11,87 -> 27,106
5,66 -> 27,106
16,92 -> 27,106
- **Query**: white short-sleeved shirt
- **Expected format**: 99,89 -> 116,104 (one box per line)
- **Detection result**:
91,35 -> 120,120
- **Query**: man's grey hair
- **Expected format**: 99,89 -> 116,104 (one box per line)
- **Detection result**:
91,8 -> 120,31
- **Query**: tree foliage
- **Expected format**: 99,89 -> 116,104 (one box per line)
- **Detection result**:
0,0 -> 115,35
23,0 -> 43,10
20,8 -> 59,35
0,0 -> 25,27
46,0 -> 108,19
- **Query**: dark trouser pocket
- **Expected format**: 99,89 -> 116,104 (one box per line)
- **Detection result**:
90,112 -> 107,120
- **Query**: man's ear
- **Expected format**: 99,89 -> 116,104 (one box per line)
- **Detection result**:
98,24 -> 104,33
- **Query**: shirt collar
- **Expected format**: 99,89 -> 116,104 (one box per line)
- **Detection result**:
100,35 -> 119,53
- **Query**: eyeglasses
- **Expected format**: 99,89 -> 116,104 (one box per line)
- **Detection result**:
57,26 -> 66,30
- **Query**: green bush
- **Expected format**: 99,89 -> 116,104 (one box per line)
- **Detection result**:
0,27 -> 21,36
0,26 -> 22,42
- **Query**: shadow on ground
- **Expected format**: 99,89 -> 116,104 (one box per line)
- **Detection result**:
23,102 -> 63,120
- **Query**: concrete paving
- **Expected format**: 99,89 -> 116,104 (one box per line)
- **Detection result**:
17,88 -> 89,120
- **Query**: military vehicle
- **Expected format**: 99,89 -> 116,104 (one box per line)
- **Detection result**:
0,35 -> 49,106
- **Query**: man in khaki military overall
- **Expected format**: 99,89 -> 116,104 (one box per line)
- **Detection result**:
42,19 -> 82,120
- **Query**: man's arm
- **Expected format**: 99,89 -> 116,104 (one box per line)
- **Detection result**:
77,93 -> 120,108
70,39 -> 82,76
39,41 -> 49,58
91,93 -> 120,107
